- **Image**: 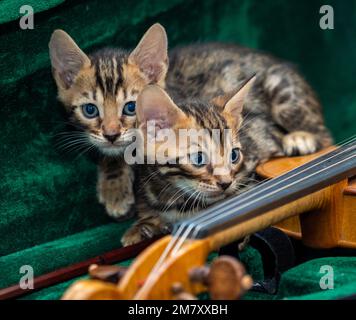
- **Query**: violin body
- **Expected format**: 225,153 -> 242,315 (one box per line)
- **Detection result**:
62,146 -> 356,300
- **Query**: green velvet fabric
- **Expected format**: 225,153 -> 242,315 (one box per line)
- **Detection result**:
0,0 -> 64,25
0,222 -> 134,289
0,0 -> 355,299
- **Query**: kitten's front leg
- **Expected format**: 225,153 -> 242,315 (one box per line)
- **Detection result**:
121,215 -> 170,246
97,158 -> 135,221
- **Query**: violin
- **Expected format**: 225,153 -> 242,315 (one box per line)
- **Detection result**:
62,140 -> 356,300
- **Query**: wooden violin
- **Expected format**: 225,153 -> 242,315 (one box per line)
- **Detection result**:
62,141 -> 356,300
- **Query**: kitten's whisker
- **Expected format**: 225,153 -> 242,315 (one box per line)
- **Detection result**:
55,137 -> 89,147
139,169 -> 162,191
62,144 -> 91,156
73,144 -> 96,161
56,139 -> 90,152
157,183 -> 172,198
56,139 -> 93,156
56,142 -> 87,153
54,133 -> 89,146
54,130 -> 88,137
193,191 -> 202,213
162,187 -> 189,212
192,191 -> 203,215
173,187 -> 195,216
180,189 -> 199,215
57,121 -> 85,130
162,186 -> 193,214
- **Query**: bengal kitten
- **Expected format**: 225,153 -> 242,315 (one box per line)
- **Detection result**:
121,83 -> 254,245
122,44 -> 333,246
49,24 -> 168,220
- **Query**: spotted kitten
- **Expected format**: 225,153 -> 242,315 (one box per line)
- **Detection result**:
122,82 -> 253,245
122,43 -> 333,246
49,24 -> 168,220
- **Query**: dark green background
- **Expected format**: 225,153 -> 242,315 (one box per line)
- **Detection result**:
0,0 -> 355,299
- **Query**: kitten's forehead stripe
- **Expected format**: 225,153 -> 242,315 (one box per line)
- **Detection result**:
90,49 -> 128,99
178,101 -> 228,134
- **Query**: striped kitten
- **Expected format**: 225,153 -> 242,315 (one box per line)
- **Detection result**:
122,43 -> 333,246
122,81 -> 255,245
49,24 -> 168,220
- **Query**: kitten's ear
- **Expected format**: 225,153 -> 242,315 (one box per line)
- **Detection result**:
49,30 -> 90,89
213,75 -> 256,118
129,23 -> 168,84
137,85 -> 186,131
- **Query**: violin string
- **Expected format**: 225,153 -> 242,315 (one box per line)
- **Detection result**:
170,139 -> 356,256
146,224 -> 186,280
143,136 -> 356,283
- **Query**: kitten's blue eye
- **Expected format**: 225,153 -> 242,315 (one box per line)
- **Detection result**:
231,148 -> 241,163
190,152 -> 207,167
81,103 -> 99,118
123,101 -> 136,116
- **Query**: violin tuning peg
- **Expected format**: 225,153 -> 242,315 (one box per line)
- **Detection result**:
88,264 -> 99,272
189,265 -> 210,285
171,282 -> 197,300
208,255 -> 252,300
88,264 -> 127,284
241,274 -> 253,291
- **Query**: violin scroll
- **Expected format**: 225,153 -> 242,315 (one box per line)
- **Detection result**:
62,253 -> 253,300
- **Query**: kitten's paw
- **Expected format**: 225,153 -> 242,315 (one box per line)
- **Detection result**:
121,227 -> 145,247
282,131 -> 318,156
104,200 -> 135,221
121,222 -> 161,247
98,181 -> 135,221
